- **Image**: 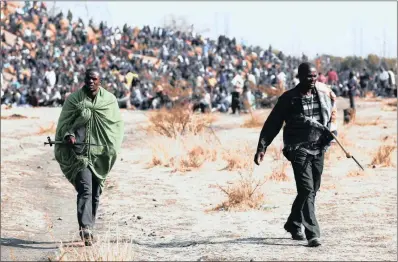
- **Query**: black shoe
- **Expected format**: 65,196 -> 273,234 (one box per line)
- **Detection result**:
284,223 -> 305,240
308,237 -> 322,247
79,228 -> 93,246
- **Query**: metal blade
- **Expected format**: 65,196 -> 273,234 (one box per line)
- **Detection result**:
352,156 -> 365,171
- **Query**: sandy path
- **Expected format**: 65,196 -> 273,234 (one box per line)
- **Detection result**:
1,98 -> 396,261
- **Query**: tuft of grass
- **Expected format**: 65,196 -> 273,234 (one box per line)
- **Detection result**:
144,105 -> 216,138
1,114 -> 28,120
50,234 -> 135,261
347,169 -> 367,177
268,145 -> 283,161
269,160 -> 290,182
355,117 -> 382,126
221,144 -> 253,171
371,144 -> 397,167
241,113 -> 263,128
213,171 -> 267,211
147,134 -> 219,173
37,121 -> 57,135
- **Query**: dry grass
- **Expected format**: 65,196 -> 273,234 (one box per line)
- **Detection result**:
354,117 -> 382,126
269,160 -> 290,182
213,171 -> 267,211
371,144 -> 397,167
37,121 -> 57,135
0,114 -> 29,120
268,145 -> 283,161
144,106 -> 216,138
241,112 -> 263,128
347,169 -> 367,177
382,99 -> 397,111
50,235 -> 135,261
221,144 -> 253,171
148,134 -> 219,172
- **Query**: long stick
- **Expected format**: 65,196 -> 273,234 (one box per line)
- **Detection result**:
329,132 -> 364,171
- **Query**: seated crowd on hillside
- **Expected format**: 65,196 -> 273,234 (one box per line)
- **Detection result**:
1,1 -> 396,112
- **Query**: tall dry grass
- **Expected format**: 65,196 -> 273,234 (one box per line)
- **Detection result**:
148,134 -> 220,172
37,121 -> 57,135
213,170 -> 267,211
144,105 -> 216,138
354,116 -> 382,126
145,105 -> 222,172
371,144 -> 397,167
269,160 -> 290,182
50,234 -> 135,261
221,144 -> 253,171
241,110 -> 265,128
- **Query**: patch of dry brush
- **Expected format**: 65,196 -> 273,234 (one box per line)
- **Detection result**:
269,160 -> 290,182
145,106 -> 221,172
371,144 -> 397,167
221,144 -> 253,171
148,134 -> 219,172
213,171 -> 267,211
144,106 -> 216,138
51,235 -> 135,261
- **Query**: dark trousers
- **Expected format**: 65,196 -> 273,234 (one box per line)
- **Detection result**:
75,167 -> 102,230
286,148 -> 324,240
231,92 -> 241,114
348,90 -> 355,109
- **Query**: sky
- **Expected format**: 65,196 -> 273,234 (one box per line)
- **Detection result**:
46,1 -> 397,59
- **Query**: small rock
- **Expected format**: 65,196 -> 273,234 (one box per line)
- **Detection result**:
26,224 -> 28,227
152,198 -> 157,202
154,205 -> 158,208
137,216 -> 142,220
57,217 -> 62,221
37,166 -> 42,169
112,212 -> 116,216
160,236 -> 165,239
372,165 -> 376,169
121,158 -> 124,161
250,259 -> 254,262
124,221 -> 128,225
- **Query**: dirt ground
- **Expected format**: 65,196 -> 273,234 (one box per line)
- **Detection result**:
1,97 -> 397,261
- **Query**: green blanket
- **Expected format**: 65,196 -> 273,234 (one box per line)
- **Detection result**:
54,87 -> 124,189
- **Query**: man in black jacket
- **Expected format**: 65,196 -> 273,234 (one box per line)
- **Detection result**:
254,62 -> 338,247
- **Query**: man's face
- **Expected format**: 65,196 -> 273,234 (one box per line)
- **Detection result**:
85,71 -> 100,94
299,67 -> 317,89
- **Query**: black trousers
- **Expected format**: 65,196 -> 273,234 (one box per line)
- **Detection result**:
285,148 -> 324,240
75,167 -> 102,231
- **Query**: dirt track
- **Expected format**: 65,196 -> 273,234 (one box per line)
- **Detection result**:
1,98 -> 397,261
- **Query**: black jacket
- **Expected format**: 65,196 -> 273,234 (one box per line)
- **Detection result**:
256,82 -> 337,154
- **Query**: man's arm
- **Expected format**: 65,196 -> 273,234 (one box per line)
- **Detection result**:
256,94 -> 288,153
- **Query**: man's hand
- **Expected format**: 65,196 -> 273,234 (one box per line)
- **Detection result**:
254,151 -> 265,166
65,135 -> 76,145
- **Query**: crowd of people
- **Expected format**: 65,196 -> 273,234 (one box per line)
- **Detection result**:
1,1 -> 397,112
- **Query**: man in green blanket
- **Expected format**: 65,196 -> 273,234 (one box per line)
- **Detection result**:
54,68 -> 124,246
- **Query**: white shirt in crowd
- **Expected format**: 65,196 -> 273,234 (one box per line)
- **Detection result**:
379,70 -> 390,82
45,69 -> 56,88
277,71 -> 286,84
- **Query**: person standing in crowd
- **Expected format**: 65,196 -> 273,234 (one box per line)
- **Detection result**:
347,71 -> 358,108
254,62 -> 337,247
54,68 -> 124,246
387,68 -> 396,97
359,68 -> 370,96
